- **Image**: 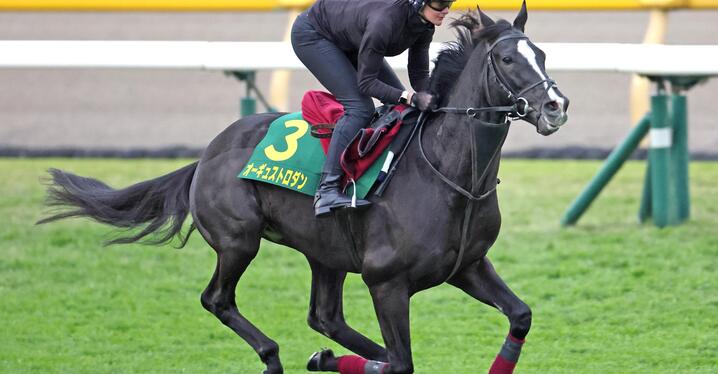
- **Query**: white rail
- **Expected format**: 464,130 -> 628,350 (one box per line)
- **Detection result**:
0,41 -> 717,76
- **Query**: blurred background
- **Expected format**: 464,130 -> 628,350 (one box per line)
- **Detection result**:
1,2 -> 717,372
0,1 -> 716,157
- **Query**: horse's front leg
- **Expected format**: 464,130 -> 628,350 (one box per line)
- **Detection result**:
448,257 -> 531,374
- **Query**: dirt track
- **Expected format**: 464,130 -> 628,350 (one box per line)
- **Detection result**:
0,10 -> 716,154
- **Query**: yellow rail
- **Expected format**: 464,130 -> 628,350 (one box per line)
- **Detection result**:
455,0 -> 716,10
1,0 -> 717,11
0,0 -> 283,11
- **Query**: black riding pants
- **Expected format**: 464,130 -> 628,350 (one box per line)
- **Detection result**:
291,12 -> 404,175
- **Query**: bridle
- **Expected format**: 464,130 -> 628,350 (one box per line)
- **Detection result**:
487,34 -> 557,116
434,33 -> 558,126
420,32 -> 560,200
416,32 -> 559,282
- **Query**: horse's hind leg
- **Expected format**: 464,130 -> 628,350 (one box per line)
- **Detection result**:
448,257 -> 531,374
200,236 -> 283,373
306,260 -> 387,361
310,278 -> 414,373
367,278 -> 413,374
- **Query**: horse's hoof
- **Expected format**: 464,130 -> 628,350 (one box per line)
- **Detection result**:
307,349 -> 335,371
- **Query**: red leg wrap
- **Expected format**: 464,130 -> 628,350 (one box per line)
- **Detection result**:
489,354 -> 517,374
337,355 -> 368,374
508,335 -> 526,344
488,334 -> 525,374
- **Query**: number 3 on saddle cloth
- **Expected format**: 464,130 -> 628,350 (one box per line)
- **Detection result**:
237,90 -> 416,199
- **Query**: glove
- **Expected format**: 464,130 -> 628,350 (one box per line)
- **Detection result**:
411,91 -> 436,112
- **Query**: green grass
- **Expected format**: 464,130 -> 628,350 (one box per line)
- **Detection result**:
1,158 -> 717,373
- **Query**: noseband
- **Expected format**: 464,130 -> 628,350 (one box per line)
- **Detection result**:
435,33 -> 558,125
486,34 -> 557,118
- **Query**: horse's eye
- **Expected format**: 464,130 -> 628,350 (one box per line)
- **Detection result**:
502,57 -> 513,64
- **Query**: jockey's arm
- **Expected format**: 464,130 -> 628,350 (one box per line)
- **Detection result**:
407,31 -> 433,92
357,18 -> 405,104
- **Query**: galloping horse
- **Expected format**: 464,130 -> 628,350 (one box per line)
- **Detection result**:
40,4 -> 568,373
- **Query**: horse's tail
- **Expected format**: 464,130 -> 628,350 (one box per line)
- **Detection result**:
37,162 -> 199,247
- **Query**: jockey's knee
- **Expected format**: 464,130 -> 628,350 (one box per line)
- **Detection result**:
344,105 -> 374,122
341,97 -> 374,120
333,106 -> 374,143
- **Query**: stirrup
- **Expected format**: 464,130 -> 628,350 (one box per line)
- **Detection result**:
313,187 -> 371,217
314,197 -> 371,217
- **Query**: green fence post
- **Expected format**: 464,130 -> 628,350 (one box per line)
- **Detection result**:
648,89 -> 678,227
638,161 -> 652,223
240,71 -> 257,117
671,92 -> 690,222
561,114 -> 651,226
226,70 -> 278,117
241,97 -> 257,118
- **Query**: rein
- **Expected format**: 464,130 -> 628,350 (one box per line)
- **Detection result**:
419,32 -> 554,282
417,112 -> 505,201
416,112 -> 508,283
433,105 -> 516,128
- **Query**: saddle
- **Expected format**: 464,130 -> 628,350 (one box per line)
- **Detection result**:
301,90 -> 418,188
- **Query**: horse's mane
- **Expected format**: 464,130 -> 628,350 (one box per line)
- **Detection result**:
429,13 -> 514,106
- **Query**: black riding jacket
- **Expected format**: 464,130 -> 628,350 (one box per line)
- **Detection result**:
307,0 -> 435,103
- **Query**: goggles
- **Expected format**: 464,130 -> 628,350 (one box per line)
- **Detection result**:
425,0 -> 454,11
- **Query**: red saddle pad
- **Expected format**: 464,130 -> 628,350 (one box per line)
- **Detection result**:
301,90 -> 410,186
301,90 -> 344,154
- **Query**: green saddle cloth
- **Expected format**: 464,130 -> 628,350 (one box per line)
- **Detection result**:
238,112 -> 387,198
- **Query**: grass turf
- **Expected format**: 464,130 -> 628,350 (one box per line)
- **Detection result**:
0,158 -> 716,373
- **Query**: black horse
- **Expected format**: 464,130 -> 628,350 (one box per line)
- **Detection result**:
40,4 -> 568,374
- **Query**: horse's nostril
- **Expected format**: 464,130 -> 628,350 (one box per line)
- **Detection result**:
545,101 -> 560,112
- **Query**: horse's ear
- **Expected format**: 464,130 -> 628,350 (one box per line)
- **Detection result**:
477,5 -> 495,28
513,0 -> 528,32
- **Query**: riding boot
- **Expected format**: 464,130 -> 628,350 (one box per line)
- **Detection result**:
314,137 -> 371,217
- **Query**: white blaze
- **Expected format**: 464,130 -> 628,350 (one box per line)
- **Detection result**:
516,40 -> 564,107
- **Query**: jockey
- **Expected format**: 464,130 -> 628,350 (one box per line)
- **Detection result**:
291,0 -> 453,217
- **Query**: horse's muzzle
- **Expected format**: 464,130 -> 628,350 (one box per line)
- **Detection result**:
536,99 -> 569,135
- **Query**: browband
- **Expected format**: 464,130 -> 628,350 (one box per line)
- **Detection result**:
486,33 -> 528,52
